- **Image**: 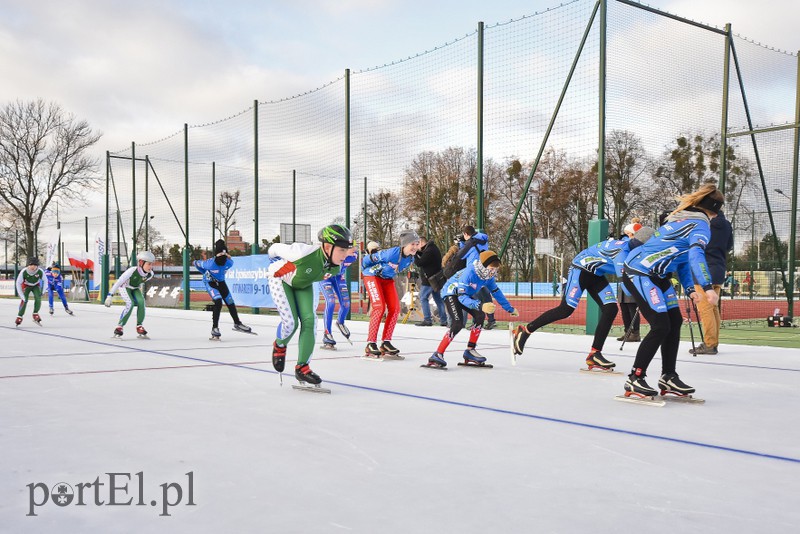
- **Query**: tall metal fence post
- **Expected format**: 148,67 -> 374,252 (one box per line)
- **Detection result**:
587,0 -> 609,336
182,124 -> 190,310
789,51 -> 800,318
252,100 -> 260,314
476,22 -> 485,232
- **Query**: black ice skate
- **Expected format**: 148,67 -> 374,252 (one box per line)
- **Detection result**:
321,331 -> 336,350
380,340 -> 403,360
363,342 -> 383,360
210,327 -> 221,341
65,308 -> 74,316
421,352 -> 447,370
512,324 -> 530,356
136,325 -> 149,338
623,372 -> 658,398
336,321 -> 351,339
15,316 -> 22,326
292,364 -> 330,394
272,342 -> 287,372
113,326 -> 124,338
659,372 -> 696,396
49,307 -> 54,315
584,350 -> 617,372
458,348 -> 493,368
32,313 -> 42,326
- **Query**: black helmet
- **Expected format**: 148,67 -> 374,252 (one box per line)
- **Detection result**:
318,224 -> 353,248
27,257 -> 40,266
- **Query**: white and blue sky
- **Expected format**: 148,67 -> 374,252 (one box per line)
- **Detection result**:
1,0 -> 797,157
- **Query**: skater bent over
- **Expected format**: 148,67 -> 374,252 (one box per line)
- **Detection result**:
361,229 -> 421,359
194,239 -> 251,340
105,251 -> 155,338
319,251 -> 358,349
616,221 -> 642,342
268,224 -> 355,385
427,251 -> 518,368
45,262 -> 73,315
15,257 -> 45,326
622,184 -> 723,398
512,226 -> 655,370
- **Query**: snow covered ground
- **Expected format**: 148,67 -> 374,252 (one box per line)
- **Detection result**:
1,298 -> 798,533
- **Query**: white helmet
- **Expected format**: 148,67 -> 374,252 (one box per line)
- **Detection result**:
138,251 -> 155,263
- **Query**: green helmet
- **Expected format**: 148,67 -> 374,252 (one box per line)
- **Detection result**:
318,224 -> 353,248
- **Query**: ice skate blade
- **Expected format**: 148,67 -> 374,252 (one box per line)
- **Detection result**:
361,355 -> 385,362
580,368 -> 623,376
232,328 -> 257,335
458,362 -> 493,368
209,336 -> 221,341
382,354 -> 405,360
614,394 -> 665,407
420,364 -> 448,371
320,344 -> 337,351
137,335 -> 150,339
292,383 -> 331,394
509,322 -> 517,366
661,392 -> 705,404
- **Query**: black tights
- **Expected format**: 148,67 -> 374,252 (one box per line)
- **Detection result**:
623,275 -> 682,376
212,282 -> 241,328
525,271 -> 618,351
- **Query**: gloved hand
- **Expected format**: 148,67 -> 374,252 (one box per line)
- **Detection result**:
104,295 -> 112,307
481,302 -> 496,314
272,261 -> 296,278
509,308 -> 520,317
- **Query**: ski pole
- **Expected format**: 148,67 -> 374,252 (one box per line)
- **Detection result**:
691,298 -> 705,344
619,307 -> 640,351
685,295 -> 697,356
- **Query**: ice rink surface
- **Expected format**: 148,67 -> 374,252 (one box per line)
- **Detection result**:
1,298 -> 798,533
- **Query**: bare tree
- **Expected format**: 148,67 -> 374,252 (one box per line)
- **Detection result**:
0,99 -> 101,258
215,190 -> 240,240
366,189 -> 402,246
601,130 -> 651,235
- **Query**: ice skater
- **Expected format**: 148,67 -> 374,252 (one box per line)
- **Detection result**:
15,257 -> 45,326
512,226 -> 655,371
268,224 -> 355,387
319,250 -> 358,349
194,239 -> 252,340
621,184 -> 723,399
425,250 -> 518,369
104,251 -> 155,338
45,261 -> 73,316
361,229 -> 421,359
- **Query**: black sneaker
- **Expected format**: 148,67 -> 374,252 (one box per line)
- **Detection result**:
484,320 -> 497,330
624,369 -> 657,397
380,341 -> 400,355
586,350 -> 616,369
659,372 -> 696,395
272,342 -> 287,372
415,320 -> 433,327
295,364 -> 321,385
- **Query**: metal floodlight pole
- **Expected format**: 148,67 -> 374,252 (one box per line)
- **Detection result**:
476,22 -> 485,232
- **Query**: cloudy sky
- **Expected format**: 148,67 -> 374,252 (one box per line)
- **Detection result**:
1,0 -> 798,239
1,0 -> 797,155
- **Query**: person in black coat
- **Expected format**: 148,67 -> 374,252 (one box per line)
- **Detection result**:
414,236 -> 447,326
690,209 -> 733,355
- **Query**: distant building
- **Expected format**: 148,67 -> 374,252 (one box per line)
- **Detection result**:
226,229 -> 247,252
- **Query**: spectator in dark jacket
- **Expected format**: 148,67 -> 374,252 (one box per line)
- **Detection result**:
414,236 -> 447,326
691,209 -> 734,355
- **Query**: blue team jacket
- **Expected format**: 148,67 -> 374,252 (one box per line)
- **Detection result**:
361,246 -> 415,279
194,256 -> 234,283
624,215 -> 713,292
441,260 -> 514,312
